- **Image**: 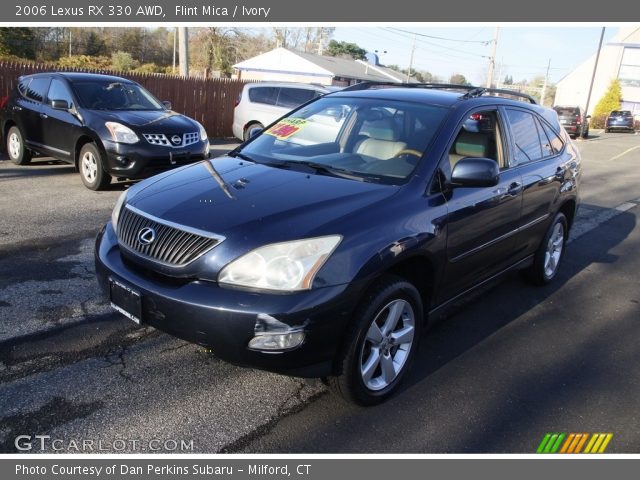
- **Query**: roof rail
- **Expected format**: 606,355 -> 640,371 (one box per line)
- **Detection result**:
340,81 -> 537,104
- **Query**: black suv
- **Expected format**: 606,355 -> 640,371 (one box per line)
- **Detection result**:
95,83 -> 581,405
553,105 -> 589,139
1,72 -> 210,190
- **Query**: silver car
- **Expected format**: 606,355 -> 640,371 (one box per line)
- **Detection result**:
232,82 -> 332,141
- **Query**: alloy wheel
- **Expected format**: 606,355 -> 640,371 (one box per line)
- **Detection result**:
544,222 -> 564,278
359,299 -> 416,391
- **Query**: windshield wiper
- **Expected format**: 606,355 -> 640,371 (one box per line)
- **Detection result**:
290,161 -> 379,182
228,151 -> 258,163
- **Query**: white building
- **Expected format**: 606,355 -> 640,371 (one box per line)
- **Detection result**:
555,27 -> 640,116
233,47 -> 411,86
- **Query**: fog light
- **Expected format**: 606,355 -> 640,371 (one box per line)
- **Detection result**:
248,331 -> 305,351
248,313 -> 306,352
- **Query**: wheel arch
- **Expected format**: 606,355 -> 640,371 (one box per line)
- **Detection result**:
74,133 -> 107,172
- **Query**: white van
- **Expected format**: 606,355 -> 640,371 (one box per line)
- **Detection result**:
232,82 -> 333,141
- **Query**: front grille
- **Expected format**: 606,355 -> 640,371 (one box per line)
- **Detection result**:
143,132 -> 200,148
117,206 -> 222,267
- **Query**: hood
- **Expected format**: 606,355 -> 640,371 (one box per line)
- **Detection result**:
126,156 -> 398,245
89,109 -> 198,131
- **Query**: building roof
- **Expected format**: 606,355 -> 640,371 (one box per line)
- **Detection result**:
234,47 -> 414,83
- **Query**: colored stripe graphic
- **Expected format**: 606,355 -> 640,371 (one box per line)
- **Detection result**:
537,433 -> 613,453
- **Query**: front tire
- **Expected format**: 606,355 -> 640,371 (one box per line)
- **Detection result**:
79,143 -> 111,191
524,212 -> 568,285
6,126 -> 32,165
329,275 -> 423,406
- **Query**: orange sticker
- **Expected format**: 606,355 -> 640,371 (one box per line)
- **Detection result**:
265,118 -> 308,139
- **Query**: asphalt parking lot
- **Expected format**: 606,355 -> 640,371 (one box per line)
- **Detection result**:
1,131 -> 639,453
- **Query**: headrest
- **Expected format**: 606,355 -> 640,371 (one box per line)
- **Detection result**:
361,117 -> 400,141
455,131 -> 490,158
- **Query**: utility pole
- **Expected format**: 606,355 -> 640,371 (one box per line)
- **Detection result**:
486,27 -> 500,88
406,34 -> 416,83
68,29 -> 72,57
178,27 -> 189,77
584,27 -> 606,118
540,58 -> 551,106
317,30 -> 325,56
172,27 -> 177,74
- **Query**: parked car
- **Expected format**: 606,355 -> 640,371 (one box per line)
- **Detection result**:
553,105 -> 589,138
232,82 -> 333,141
96,83 -> 581,405
605,110 -> 635,132
1,72 -> 210,190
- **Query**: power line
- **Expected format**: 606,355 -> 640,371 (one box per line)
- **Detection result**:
387,27 -> 491,45
381,28 -> 491,59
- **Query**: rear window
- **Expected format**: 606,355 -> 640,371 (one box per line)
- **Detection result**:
554,107 -> 579,116
610,110 -> 632,116
24,77 -> 50,103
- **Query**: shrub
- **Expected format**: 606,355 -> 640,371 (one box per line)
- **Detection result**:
590,79 -> 622,128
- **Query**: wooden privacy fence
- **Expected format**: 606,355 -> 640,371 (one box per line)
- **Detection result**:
0,61 -> 248,138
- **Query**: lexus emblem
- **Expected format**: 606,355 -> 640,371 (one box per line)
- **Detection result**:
171,135 -> 182,145
137,227 -> 156,245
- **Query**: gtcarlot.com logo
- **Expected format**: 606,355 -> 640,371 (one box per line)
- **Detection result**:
536,433 -> 613,454
14,435 -> 194,452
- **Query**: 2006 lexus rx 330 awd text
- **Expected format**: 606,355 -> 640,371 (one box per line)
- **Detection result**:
95,83 -> 581,405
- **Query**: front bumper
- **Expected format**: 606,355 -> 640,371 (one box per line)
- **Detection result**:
94,224 -> 361,378
103,138 -> 210,179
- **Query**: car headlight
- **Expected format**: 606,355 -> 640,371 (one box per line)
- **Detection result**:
196,121 -> 208,142
111,189 -> 128,235
218,235 -> 342,292
105,122 -> 139,144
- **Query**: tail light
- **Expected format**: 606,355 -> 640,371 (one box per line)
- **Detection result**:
470,113 -> 482,121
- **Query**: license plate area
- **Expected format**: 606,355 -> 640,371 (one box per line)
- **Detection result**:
109,278 -> 142,324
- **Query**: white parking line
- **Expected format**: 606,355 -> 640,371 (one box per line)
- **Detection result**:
610,145 -> 640,161
569,199 -> 639,243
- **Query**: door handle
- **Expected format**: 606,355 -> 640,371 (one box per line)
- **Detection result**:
507,182 -> 523,196
40,113 -> 48,119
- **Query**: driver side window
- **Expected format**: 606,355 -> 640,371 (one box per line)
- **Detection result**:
434,109 -> 505,193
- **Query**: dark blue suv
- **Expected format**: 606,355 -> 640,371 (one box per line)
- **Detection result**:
95,83 -> 581,405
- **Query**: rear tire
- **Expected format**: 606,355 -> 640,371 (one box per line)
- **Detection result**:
243,122 -> 263,141
79,143 -> 111,191
6,126 -> 31,165
524,212 -> 568,285
329,275 -> 423,406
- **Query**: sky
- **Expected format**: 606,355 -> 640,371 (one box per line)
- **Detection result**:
331,26 -> 619,85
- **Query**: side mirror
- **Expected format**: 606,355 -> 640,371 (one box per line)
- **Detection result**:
51,99 -> 69,110
586,115 -> 591,119
451,157 -> 500,188
248,126 -> 262,139
162,100 -> 172,110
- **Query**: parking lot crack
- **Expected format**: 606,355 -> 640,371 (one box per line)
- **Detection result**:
218,379 -> 327,453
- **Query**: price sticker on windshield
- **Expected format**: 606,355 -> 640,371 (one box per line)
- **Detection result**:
265,118 -> 308,140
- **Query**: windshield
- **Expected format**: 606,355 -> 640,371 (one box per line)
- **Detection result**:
238,96 -> 448,185
554,107 -> 579,117
72,81 -> 164,111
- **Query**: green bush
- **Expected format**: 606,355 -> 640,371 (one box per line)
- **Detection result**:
591,79 -> 622,129
111,51 -> 137,72
135,63 -> 165,74
57,55 -> 111,70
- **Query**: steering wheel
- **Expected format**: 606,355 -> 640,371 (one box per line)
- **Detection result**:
393,149 -> 423,158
